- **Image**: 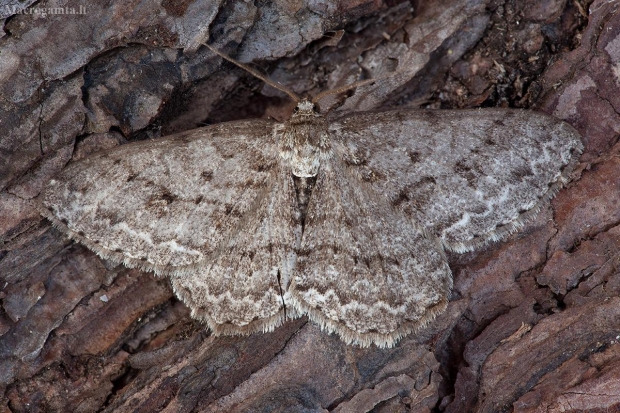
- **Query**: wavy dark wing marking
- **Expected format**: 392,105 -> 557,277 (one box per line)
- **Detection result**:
41,118 -> 305,334
171,164 -> 300,335
330,109 -> 582,252
287,158 -> 452,348
40,119 -> 284,273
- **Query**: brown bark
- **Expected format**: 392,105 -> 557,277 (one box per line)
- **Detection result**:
2,0 -> 619,412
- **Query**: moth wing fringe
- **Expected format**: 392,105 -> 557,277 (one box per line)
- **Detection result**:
287,288 -> 449,348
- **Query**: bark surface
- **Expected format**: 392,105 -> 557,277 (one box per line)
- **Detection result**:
2,0 -> 619,412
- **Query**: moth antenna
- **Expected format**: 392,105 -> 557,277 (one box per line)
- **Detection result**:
204,43 -> 301,103
311,71 -> 402,105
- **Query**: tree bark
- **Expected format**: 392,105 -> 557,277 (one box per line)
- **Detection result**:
2,0 -> 619,412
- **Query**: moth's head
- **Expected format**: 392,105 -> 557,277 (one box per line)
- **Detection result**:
293,99 -> 319,116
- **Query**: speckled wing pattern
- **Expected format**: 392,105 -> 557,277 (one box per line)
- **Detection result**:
287,159 -> 452,347
41,119 -> 301,334
285,108 -> 581,347
331,109 -> 583,253
40,104 -> 582,348
171,164 -> 300,335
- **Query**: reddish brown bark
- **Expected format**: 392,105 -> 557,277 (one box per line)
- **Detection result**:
2,0 -> 619,412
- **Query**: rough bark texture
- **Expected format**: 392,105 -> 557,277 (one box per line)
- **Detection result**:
1,0 -> 619,412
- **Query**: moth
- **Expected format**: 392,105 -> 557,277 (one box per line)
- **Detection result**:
39,44 -> 582,348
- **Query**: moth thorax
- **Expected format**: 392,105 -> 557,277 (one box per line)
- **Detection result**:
279,102 -> 331,178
